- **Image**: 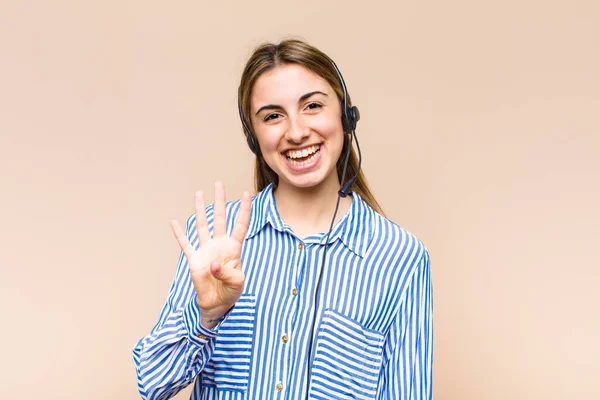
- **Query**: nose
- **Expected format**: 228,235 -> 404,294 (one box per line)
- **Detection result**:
285,114 -> 309,144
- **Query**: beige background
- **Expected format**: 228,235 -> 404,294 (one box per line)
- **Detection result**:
1,0 -> 599,399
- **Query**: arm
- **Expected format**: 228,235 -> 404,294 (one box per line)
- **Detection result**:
133,184 -> 251,399
132,215 -> 219,400
381,249 -> 434,399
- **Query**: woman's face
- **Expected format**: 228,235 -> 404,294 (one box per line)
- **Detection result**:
250,63 -> 344,191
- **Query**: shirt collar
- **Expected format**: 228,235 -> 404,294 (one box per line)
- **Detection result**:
318,191 -> 374,258
246,184 -> 375,258
246,183 -> 281,239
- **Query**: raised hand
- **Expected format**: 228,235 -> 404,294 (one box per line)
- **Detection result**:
170,182 -> 252,329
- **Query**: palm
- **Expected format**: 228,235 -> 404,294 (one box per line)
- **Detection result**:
171,182 -> 252,325
188,236 -> 244,311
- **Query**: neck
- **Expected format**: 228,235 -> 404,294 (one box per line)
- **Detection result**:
273,175 -> 352,238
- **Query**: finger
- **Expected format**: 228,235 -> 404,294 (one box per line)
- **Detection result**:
194,191 -> 210,246
231,191 -> 252,243
213,181 -> 227,238
170,220 -> 195,260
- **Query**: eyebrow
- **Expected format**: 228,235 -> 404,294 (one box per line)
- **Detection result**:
254,90 -> 328,116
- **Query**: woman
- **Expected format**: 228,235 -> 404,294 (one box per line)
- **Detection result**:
133,39 -> 433,400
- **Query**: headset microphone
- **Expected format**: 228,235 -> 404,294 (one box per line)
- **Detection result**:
338,125 -> 362,198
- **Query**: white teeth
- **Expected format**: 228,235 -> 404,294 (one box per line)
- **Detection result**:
285,144 -> 319,159
288,151 -> 319,166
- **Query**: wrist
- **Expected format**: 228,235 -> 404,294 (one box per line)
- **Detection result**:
199,303 -> 235,331
197,298 -> 229,329
200,315 -> 225,330
184,295 -> 219,344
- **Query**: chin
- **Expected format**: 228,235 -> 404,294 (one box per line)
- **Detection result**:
278,171 -> 332,191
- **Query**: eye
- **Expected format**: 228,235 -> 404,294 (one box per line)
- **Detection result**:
264,113 -> 282,122
306,102 -> 322,111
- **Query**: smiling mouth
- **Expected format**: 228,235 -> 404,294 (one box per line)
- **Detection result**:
284,144 -> 321,166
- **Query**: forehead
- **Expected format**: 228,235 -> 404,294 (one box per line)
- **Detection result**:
251,64 -> 333,108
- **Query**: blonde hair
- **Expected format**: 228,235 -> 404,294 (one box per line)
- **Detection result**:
238,39 -> 384,215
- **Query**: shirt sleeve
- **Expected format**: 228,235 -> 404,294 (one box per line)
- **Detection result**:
132,214 -> 221,400
380,248 -> 434,399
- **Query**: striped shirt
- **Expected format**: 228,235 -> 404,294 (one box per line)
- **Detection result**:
133,183 -> 433,399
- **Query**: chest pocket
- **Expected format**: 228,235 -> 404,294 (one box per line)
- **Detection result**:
201,294 -> 256,392
309,309 -> 385,400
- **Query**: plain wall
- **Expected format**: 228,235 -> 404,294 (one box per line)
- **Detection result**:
1,0 -> 599,399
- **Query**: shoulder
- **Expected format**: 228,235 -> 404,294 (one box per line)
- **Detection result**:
367,207 -> 430,274
374,212 -> 427,252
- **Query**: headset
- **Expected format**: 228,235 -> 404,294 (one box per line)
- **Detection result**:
238,57 -> 363,398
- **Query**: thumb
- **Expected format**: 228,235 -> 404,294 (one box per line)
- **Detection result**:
210,261 -> 237,283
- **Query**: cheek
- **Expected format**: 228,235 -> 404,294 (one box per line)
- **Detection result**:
311,113 -> 343,140
255,126 -> 281,150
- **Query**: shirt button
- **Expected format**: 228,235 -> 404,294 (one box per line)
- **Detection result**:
298,243 -> 303,250
199,335 -> 207,340
282,334 -> 289,343
276,382 -> 283,391
292,288 -> 298,296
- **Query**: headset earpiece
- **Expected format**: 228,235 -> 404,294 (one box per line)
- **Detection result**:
344,105 -> 360,133
350,106 -> 360,129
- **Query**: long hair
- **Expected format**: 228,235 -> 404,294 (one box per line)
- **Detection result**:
238,39 -> 384,215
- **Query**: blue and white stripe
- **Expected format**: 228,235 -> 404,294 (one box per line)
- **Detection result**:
133,183 -> 433,399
